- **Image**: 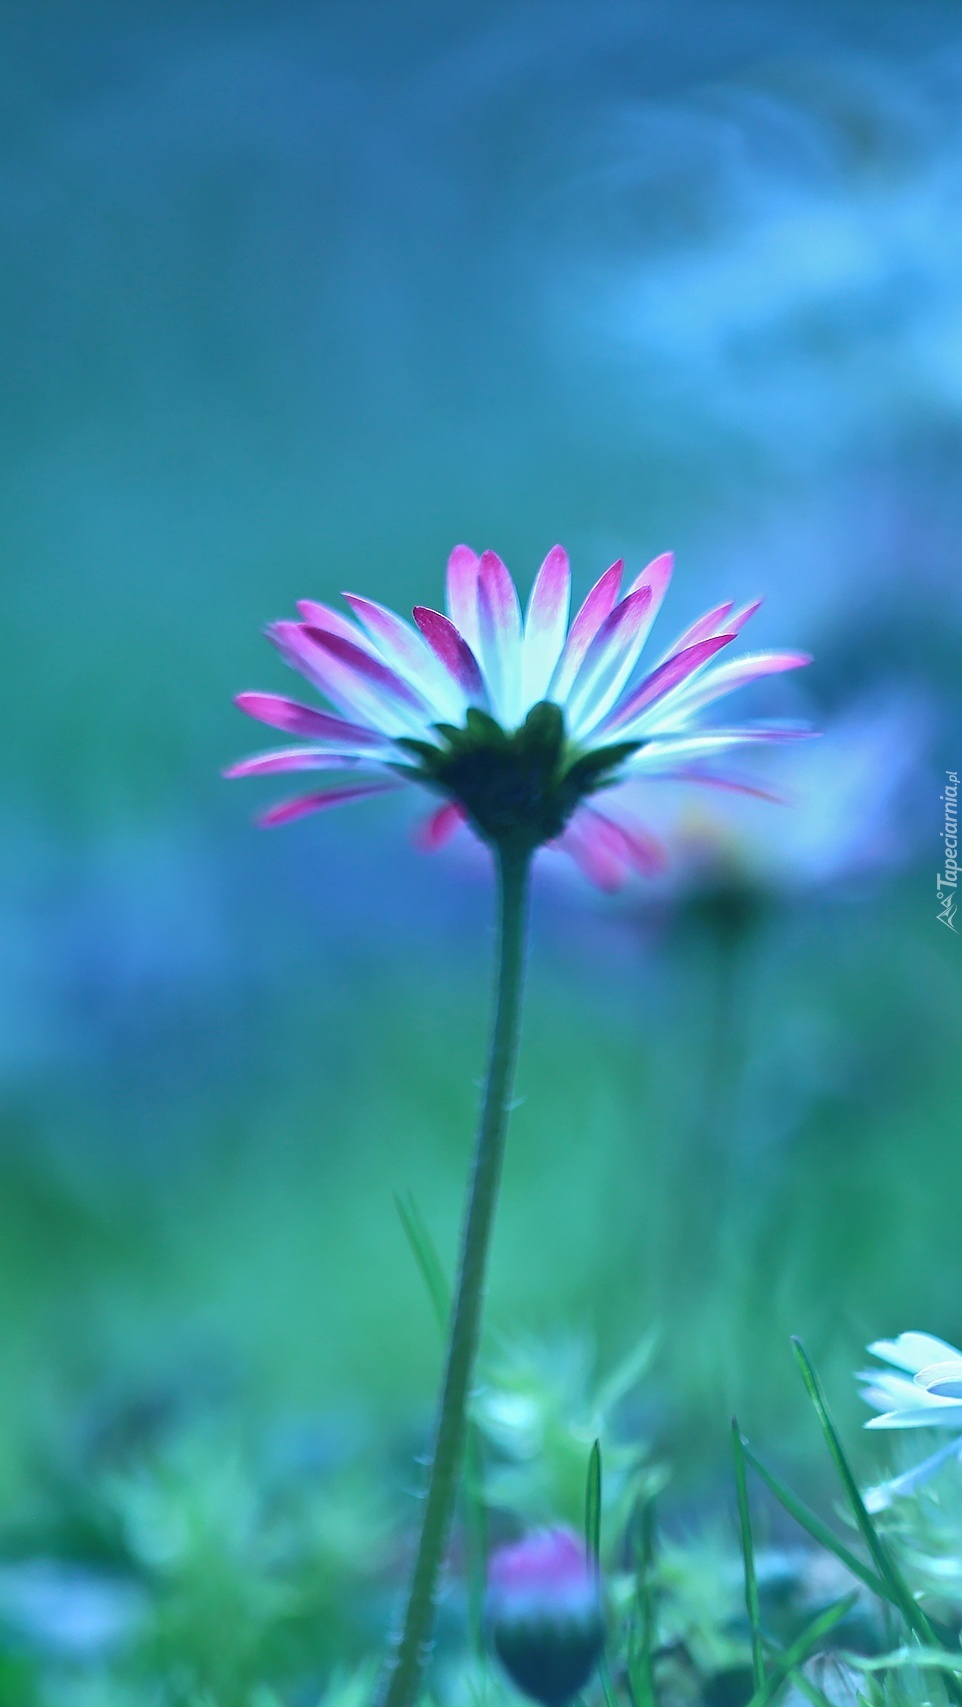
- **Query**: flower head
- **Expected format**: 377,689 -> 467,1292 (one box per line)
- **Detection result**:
858,1331 -> 962,1510
228,545 -> 812,882
486,1528 -> 604,1706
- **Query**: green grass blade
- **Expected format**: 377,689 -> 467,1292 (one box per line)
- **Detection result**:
627,1500 -> 657,1707
593,1329 -> 658,1418
745,1592 -> 859,1707
598,1658 -> 621,1707
745,1437 -> 959,1659
733,1418 -> 765,1693
394,1190 -> 450,1333
582,1441 -> 620,1707
585,1438 -> 602,1569
741,1440 -> 886,1600
791,1338 -> 945,1658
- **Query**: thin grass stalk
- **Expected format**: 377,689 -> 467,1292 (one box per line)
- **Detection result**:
732,1419 -> 765,1693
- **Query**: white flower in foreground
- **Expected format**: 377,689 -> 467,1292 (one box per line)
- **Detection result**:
228,544 -> 812,883
858,1331 -> 962,1510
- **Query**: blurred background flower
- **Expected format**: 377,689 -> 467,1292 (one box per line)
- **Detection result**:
628,692 -> 932,902
486,1527 -> 604,1707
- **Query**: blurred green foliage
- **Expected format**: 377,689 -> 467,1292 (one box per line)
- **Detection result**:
0,1324 -> 958,1707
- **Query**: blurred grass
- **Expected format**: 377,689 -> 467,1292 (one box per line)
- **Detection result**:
0,834 -> 958,1508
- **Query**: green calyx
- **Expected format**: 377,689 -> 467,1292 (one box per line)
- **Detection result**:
396,702 -> 641,853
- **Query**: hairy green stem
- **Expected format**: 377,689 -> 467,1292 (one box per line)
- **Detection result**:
379,841 -> 532,1707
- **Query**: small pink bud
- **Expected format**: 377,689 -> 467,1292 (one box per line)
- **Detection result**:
486,1528 -> 605,1706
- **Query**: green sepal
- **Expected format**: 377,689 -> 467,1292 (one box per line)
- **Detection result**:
394,703 -> 638,852
394,736 -> 444,768
464,707 -> 511,748
515,700 -> 566,763
563,740 -> 642,795
387,759 -> 438,780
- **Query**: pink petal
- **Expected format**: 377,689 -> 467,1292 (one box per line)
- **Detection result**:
562,554 -> 673,732
728,598 -> 763,635
659,601 -> 734,659
445,544 -> 481,651
302,627 -> 430,715
225,748 -> 372,778
342,593 -> 464,718
523,545 -> 571,705
268,620 -> 391,723
602,635 -> 735,733
553,815 -> 630,891
413,606 -> 486,701
654,599 -> 760,664
270,621 -> 435,733
488,1529 -> 591,1597
235,692 -> 386,747
295,599 -> 375,647
669,650 -> 812,716
549,560 -> 623,700
649,768 -> 787,803
256,780 -> 400,827
625,725 -> 817,771
270,621 -> 425,731
414,801 -> 467,851
555,804 -> 666,889
677,725 -> 814,742
564,585 -> 655,734
625,550 -> 673,623
585,806 -> 668,876
477,549 -> 523,725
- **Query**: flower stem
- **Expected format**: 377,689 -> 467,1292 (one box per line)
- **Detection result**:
380,841 -> 533,1707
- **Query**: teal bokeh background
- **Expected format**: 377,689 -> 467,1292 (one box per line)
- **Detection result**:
1,0 -> 961,1502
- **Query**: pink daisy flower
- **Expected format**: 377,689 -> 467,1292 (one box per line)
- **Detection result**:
228,545 -> 812,885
